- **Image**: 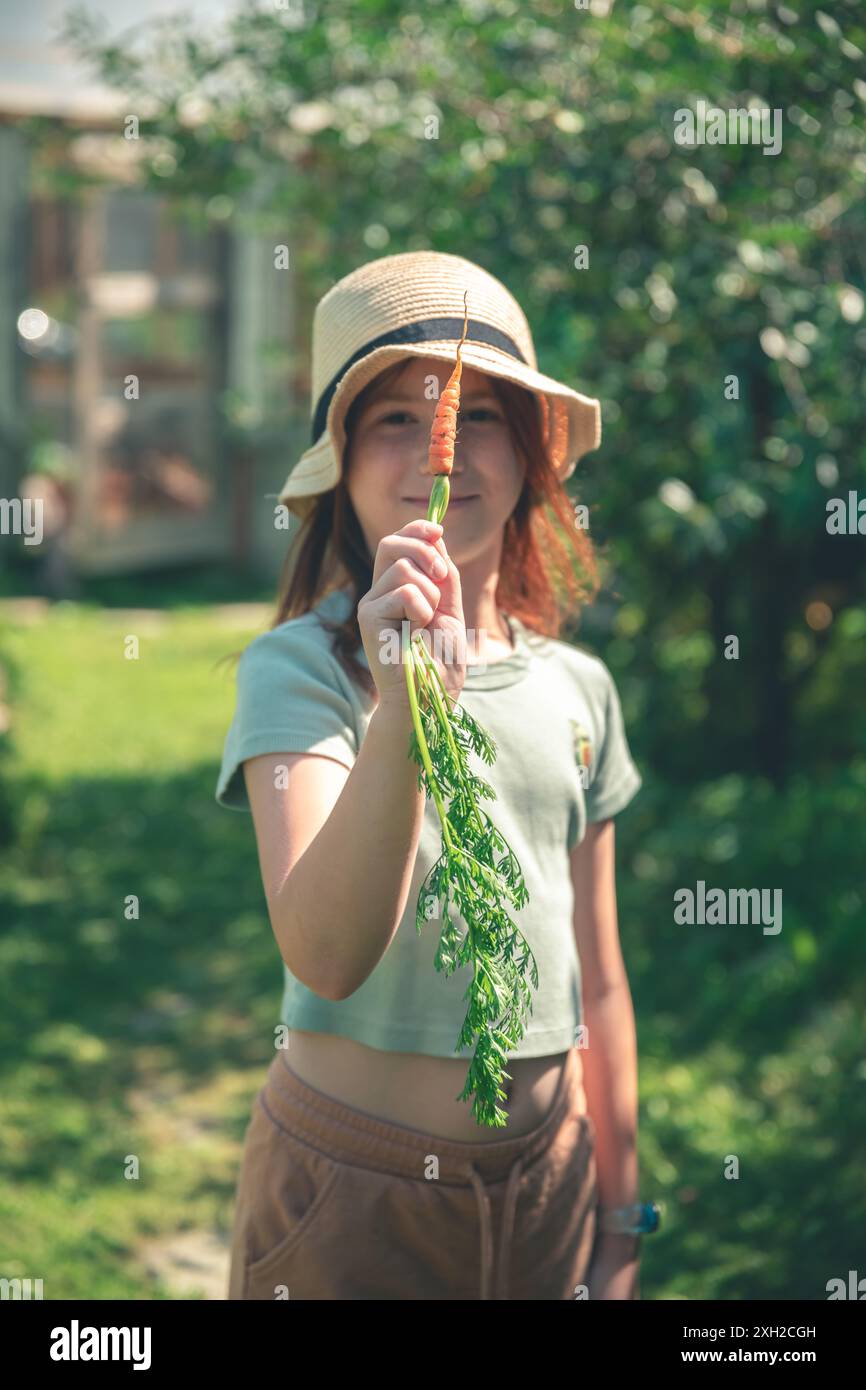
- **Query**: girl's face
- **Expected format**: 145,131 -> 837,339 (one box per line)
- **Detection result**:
344,356 -> 526,564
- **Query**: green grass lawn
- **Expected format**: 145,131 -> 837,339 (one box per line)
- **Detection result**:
0,597 -> 862,1298
0,598 -> 279,1299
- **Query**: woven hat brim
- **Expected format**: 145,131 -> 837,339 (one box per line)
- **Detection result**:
278,342 -> 601,515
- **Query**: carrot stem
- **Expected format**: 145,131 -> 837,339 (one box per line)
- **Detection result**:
413,637 -> 488,842
403,629 -> 454,853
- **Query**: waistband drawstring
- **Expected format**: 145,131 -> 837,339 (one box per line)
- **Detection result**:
466,1155 -> 526,1300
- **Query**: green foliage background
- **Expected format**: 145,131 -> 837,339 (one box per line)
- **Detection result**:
2,0 -> 864,1298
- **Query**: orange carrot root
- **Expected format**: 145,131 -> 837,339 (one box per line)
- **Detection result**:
426,290 -> 469,478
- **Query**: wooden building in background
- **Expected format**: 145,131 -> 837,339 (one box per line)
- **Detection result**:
0,105 -> 304,583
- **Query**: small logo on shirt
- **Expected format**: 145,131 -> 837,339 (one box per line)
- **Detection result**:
569,719 -> 592,772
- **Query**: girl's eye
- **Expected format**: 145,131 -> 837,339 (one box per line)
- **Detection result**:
376,407 -> 502,426
378,412 -> 416,426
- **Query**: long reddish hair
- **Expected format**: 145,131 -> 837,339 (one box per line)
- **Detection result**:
226,362 -> 599,694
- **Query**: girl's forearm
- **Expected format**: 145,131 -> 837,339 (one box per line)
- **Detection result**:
581,978 -> 641,1209
271,697 -> 426,1001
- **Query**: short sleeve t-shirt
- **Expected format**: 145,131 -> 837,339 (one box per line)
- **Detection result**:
215,586 -> 642,1058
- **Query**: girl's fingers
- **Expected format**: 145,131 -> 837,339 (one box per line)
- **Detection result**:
371,528 -> 447,588
368,584 -> 436,634
425,537 -> 464,626
374,517 -> 442,547
401,518 -> 443,535
365,555 -> 443,613
362,516 -> 462,650
389,518 -> 443,553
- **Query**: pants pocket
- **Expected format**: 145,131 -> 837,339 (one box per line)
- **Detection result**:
510,1112 -> 598,1299
231,1095 -> 343,1300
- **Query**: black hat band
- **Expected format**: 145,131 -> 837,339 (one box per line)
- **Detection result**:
311,315 -> 529,444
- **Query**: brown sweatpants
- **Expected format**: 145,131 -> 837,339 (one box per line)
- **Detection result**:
227,1044 -> 598,1300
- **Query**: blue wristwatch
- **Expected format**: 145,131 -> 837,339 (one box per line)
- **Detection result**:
596,1200 -> 661,1237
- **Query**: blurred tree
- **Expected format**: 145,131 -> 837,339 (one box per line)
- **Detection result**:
6,1 -> 865,1301
25,0 -> 866,787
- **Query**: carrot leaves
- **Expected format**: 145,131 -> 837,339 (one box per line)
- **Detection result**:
403,627 -> 538,1128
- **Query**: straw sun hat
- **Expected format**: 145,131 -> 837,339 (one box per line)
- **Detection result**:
278,250 -> 601,518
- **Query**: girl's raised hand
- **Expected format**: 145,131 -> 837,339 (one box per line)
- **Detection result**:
358,517 -> 467,709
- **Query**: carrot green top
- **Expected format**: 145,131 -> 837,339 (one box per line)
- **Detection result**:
215,587 -> 641,1058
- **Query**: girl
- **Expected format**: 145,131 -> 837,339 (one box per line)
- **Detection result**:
216,251 -> 651,1300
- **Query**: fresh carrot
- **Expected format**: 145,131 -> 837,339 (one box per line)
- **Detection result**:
425,289 -> 469,527
399,286 -> 538,1129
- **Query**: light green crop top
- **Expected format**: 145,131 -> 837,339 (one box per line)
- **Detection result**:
215,586 -> 642,1059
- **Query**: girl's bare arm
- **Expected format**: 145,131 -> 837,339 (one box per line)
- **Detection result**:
571,819 -> 641,1296
243,697 -> 426,1002
243,518 -> 464,1003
